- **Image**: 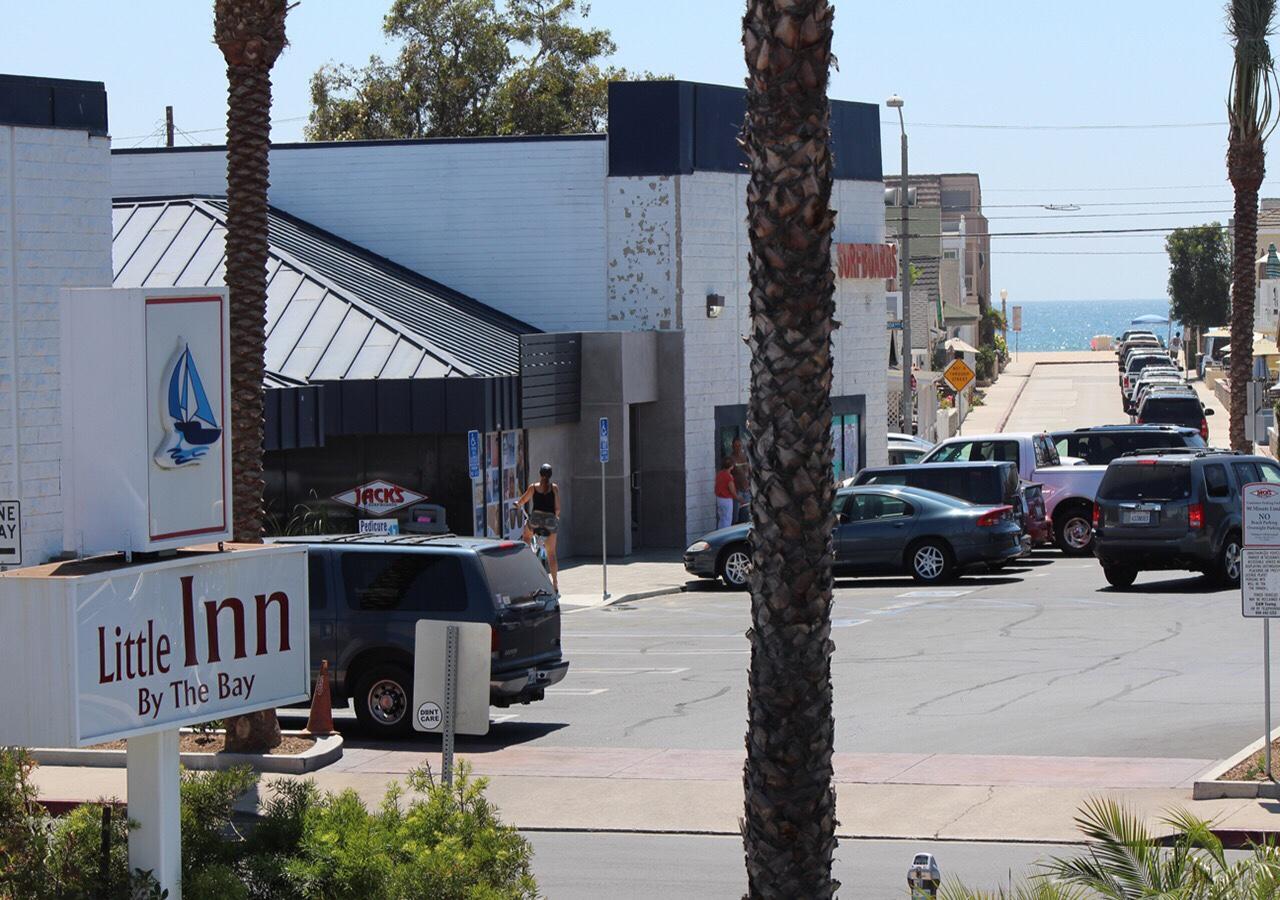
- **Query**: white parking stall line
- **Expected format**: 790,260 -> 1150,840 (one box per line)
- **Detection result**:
571,667 -> 691,675
831,618 -> 870,628
569,648 -> 749,655
562,632 -> 746,639
545,687 -> 609,696
896,589 -> 974,598
490,713 -> 521,724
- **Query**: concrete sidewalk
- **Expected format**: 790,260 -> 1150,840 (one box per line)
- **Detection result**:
30,747 -> 1280,843
555,550 -> 694,610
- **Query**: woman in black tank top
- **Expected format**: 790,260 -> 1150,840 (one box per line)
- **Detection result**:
519,463 -> 561,590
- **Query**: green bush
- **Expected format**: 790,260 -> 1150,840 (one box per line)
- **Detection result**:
0,748 -> 535,900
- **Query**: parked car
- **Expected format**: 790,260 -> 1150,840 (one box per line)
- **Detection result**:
918,433 -> 1107,554
851,461 -> 1035,551
1134,386 -> 1212,439
1115,329 -> 1160,351
1116,336 -> 1163,365
888,432 -> 934,451
888,440 -> 929,466
1050,425 -> 1206,466
1019,481 -> 1052,546
274,534 -> 568,737
682,484 -> 1023,587
1120,351 -> 1173,391
1125,370 -> 1184,413
1092,449 -> 1280,587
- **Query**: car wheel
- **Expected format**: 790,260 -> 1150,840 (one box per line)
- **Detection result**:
1103,566 -> 1137,588
352,663 -> 414,737
1217,532 -> 1242,587
718,543 -> 752,590
908,539 -> 954,584
1055,504 -> 1094,556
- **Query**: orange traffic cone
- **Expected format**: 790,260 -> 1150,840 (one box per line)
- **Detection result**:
305,659 -> 335,736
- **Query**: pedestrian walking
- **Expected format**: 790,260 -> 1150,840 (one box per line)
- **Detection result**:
714,457 -> 738,530
1170,332 -> 1183,370
730,437 -> 751,523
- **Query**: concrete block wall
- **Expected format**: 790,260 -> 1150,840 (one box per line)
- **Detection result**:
112,138 -> 610,332
677,173 -> 889,541
0,126 -> 113,564
606,176 -> 678,329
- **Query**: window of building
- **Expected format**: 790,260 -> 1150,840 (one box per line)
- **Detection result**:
941,190 -> 972,212
943,250 -> 958,259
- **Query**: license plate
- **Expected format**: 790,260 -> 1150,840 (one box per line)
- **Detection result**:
1125,510 -> 1151,525
527,670 -> 539,686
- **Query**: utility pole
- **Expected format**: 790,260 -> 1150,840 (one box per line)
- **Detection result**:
887,95 -> 912,433
164,106 -> 174,148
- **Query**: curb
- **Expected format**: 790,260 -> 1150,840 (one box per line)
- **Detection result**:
563,584 -> 686,613
29,731 -> 344,775
997,362 -> 1038,433
1191,724 -> 1280,800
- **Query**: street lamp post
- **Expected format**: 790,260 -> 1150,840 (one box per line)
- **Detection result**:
887,94 -> 911,433
1000,288 -> 1008,360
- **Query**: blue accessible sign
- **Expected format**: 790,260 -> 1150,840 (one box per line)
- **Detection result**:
467,430 -> 480,479
599,418 -> 609,463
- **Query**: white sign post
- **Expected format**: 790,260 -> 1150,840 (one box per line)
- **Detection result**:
1242,483 -> 1280,778
599,417 -> 610,601
412,620 -> 490,785
0,500 -> 21,567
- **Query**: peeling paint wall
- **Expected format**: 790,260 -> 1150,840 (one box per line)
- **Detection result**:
605,176 -> 678,330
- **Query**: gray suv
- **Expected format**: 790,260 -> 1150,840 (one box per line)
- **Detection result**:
278,535 -> 569,737
1092,449 -> 1280,588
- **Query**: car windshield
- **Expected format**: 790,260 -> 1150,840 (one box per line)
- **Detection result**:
479,544 -> 553,604
1098,464 -> 1193,501
1140,398 -> 1201,426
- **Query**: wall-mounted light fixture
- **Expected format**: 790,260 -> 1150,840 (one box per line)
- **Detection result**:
706,293 -> 725,318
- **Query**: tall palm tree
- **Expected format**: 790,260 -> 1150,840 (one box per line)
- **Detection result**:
215,0 -> 290,753
740,1 -> 839,896
1226,0 -> 1279,451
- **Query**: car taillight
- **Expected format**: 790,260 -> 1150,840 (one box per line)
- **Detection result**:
1188,503 -> 1204,530
976,505 -> 1012,527
1092,503 -> 1100,528
1136,417 -> 1144,424
1200,418 -> 1208,440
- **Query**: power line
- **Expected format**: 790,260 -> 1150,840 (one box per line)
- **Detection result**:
992,250 -> 1169,256
983,208 -> 1233,221
983,183 -> 1226,193
881,119 -> 1224,132
979,198 -> 1233,210
113,114 -> 310,143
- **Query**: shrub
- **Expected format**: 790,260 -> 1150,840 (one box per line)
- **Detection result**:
0,748 -> 536,900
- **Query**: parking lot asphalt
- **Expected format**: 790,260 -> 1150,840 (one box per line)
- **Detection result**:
474,550 -> 1256,762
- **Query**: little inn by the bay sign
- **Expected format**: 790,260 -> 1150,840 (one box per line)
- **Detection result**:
0,545 -> 309,746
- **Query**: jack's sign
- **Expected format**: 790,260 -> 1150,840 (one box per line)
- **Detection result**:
333,480 -> 424,516
0,545 -> 308,747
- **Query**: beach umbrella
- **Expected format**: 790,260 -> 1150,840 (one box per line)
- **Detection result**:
1269,243 -> 1280,278
1131,313 -> 1169,325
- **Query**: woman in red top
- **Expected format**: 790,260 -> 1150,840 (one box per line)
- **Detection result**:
714,457 -> 738,530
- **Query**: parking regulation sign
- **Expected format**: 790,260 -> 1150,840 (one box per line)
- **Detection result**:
0,500 -> 20,566
1244,548 -> 1280,617
1244,482 -> 1280,548
467,430 -> 481,479
599,417 -> 609,463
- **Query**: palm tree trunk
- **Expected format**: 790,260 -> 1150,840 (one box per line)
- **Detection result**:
1229,135 -> 1264,451
741,2 -> 839,897
216,0 -> 288,754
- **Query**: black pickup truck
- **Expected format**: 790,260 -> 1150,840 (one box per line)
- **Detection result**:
275,534 -> 568,737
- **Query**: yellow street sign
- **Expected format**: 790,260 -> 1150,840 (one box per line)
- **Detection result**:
943,358 -> 975,393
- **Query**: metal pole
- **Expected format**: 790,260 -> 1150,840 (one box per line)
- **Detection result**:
1267,618 -> 1273,779
443,624 -> 458,786
601,458 -> 609,600
899,116 -> 913,434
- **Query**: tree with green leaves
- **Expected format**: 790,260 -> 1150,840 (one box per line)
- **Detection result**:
306,0 -> 656,140
1226,0 -> 1280,450
1166,223 -> 1231,373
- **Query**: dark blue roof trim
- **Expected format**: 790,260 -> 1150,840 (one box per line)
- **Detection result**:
608,80 -> 882,183
113,132 -> 605,155
0,73 -> 108,136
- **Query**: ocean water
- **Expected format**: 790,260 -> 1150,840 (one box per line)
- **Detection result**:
1009,299 -> 1175,352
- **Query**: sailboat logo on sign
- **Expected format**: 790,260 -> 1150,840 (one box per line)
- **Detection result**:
154,338 -> 222,468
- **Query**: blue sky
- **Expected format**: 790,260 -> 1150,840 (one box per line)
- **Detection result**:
0,1 -> 1255,302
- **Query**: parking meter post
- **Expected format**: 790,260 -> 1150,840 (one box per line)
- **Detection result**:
601,458 -> 608,601
442,624 -> 458,786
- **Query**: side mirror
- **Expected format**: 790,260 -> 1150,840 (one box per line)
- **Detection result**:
1204,408 -> 1215,416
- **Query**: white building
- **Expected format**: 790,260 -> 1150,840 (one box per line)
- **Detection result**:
0,75 -> 112,565
113,81 -> 890,549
